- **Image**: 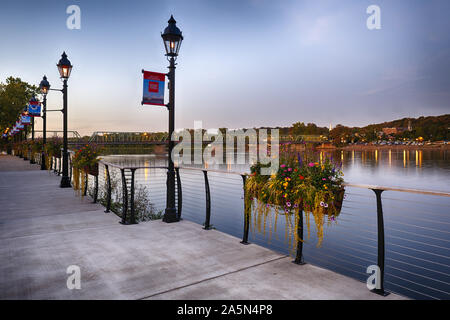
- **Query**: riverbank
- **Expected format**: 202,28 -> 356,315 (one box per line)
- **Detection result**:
339,144 -> 449,151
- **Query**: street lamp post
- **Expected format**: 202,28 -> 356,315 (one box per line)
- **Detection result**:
57,52 -> 73,188
39,76 -> 50,170
161,15 -> 183,223
22,105 -> 28,160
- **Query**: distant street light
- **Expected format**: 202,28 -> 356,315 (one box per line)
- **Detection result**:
57,52 -> 73,188
39,75 -> 50,170
161,15 -> 183,223
28,96 -> 38,164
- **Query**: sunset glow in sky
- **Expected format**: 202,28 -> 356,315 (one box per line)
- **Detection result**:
1,0 -> 449,135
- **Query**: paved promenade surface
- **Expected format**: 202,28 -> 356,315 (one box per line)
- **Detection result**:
0,154 -> 405,300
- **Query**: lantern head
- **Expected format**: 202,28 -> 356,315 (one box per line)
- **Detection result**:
161,15 -> 183,58
57,52 -> 73,79
39,75 -> 50,95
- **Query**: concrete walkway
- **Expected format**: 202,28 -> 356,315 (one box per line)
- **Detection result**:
0,154 -> 405,300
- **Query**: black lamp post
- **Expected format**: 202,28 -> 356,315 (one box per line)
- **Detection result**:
28,96 -> 38,164
161,15 -> 183,223
39,75 -> 50,170
22,105 -> 28,160
57,52 -> 73,188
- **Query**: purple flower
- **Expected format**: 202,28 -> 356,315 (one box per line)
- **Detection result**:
286,202 -> 291,207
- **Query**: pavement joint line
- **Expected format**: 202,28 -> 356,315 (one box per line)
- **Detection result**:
0,220 -> 123,241
138,255 -> 289,300
0,208 -> 107,222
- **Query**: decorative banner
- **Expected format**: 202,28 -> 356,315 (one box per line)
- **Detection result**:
21,114 -> 31,125
28,101 -> 41,117
142,70 -> 165,106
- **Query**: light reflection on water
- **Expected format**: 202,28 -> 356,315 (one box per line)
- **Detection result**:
103,149 -> 449,192
99,149 -> 450,300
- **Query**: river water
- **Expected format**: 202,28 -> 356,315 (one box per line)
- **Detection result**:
97,149 -> 450,300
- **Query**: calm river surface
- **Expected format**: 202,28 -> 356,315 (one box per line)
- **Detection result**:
99,149 -> 450,300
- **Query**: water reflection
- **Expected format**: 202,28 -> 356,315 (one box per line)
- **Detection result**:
101,149 -> 450,192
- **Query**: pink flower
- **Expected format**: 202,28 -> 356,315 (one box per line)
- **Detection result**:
281,164 -> 286,168
288,168 -> 292,172
308,163 -> 315,167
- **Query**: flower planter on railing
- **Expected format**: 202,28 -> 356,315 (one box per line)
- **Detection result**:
244,150 -> 345,248
71,144 -> 101,195
85,163 -> 99,176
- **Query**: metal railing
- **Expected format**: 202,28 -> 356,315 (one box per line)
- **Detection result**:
30,153 -> 442,299
89,160 -> 450,298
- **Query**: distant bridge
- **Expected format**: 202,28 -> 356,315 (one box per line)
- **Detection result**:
88,131 -> 170,145
88,131 -> 327,145
32,131 -> 327,145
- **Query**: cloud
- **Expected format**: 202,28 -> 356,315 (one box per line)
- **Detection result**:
301,16 -> 332,46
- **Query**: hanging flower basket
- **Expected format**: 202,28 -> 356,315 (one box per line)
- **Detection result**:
245,148 -> 345,247
84,163 -> 99,176
45,138 -> 63,159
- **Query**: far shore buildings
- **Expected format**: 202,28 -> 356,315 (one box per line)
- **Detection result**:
381,120 -> 413,138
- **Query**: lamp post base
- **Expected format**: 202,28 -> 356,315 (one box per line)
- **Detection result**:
60,176 -> 71,188
40,154 -> 46,170
370,288 -> 390,297
163,207 -> 178,223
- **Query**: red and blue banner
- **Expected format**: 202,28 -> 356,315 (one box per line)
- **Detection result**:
142,70 -> 165,106
21,115 -> 31,125
28,101 -> 41,117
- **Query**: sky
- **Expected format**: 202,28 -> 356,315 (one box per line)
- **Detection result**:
1,0 -> 449,136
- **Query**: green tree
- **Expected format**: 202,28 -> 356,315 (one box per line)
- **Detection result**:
0,77 -> 39,134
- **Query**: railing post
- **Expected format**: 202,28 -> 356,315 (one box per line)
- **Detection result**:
83,171 -> 88,197
69,155 -> 73,183
93,174 -> 98,203
120,168 -> 128,225
105,164 -> 112,213
203,170 -> 212,230
241,174 -> 250,245
129,168 -> 137,224
175,167 -> 182,220
371,188 -> 390,296
53,157 -> 58,174
293,207 -> 306,265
